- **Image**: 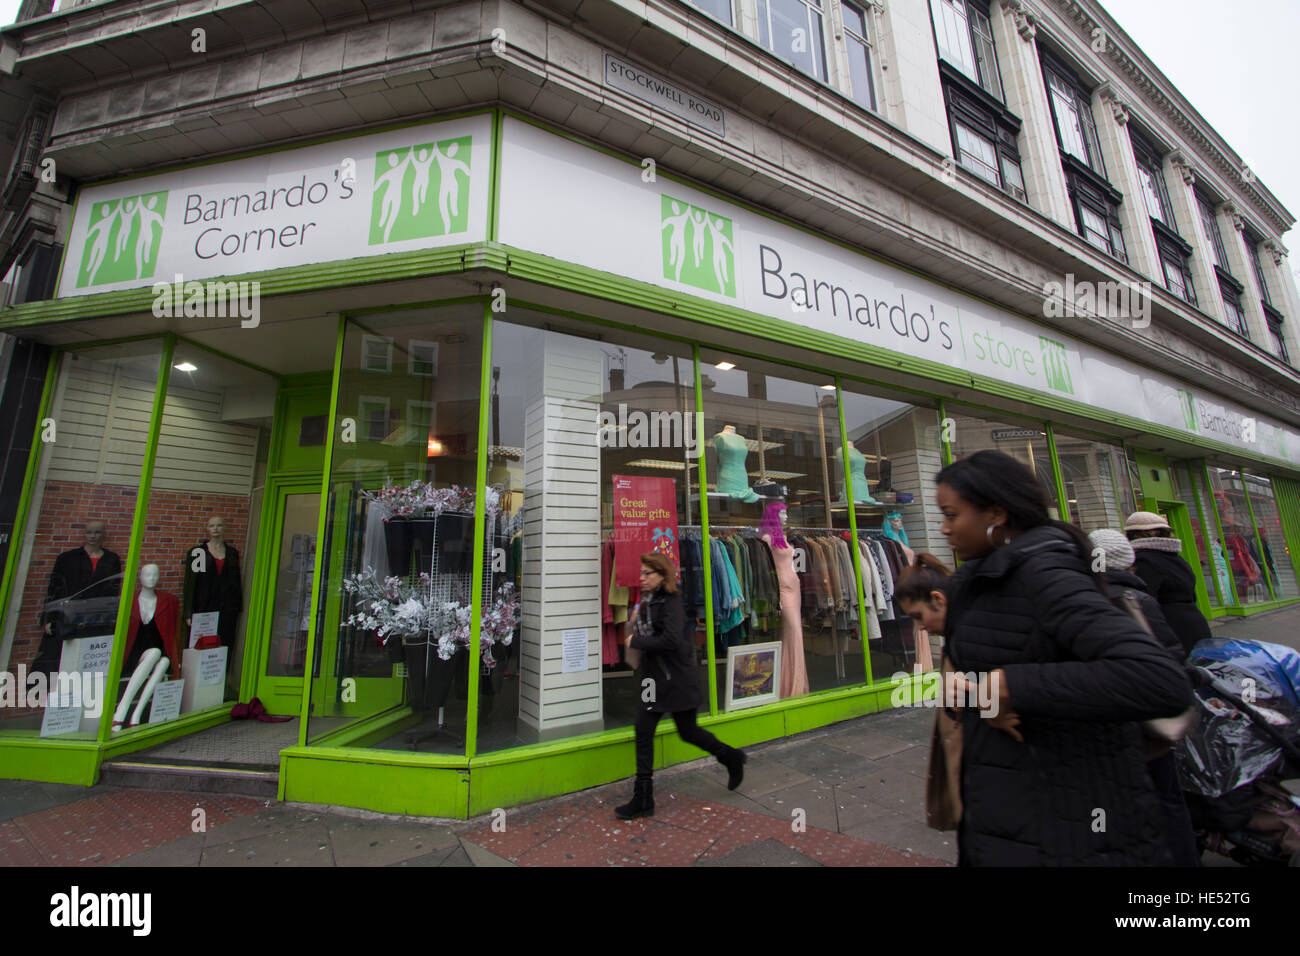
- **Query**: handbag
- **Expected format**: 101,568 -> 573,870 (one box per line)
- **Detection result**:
925,655 -> 964,831
1109,589 -> 1199,758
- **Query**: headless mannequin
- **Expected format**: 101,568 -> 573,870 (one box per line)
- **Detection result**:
713,425 -> 760,503
835,445 -> 880,505
761,504 -> 809,698
114,564 -> 172,731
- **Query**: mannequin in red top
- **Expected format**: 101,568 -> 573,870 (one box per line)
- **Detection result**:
115,563 -> 181,730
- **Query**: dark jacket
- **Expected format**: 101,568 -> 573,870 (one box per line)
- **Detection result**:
182,543 -> 243,646
628,589 -> 700,713
34,547 -> 123,675
944,524 -> 1193,867
1132,547 -> 1212,656
1102,570 -> 1183,664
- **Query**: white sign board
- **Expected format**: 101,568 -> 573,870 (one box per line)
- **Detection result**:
561,628 -> 589,674
147,679 -> 185,724
188,612 -> 220,647
59,115 -> 491,298
497,118 -> 1299,465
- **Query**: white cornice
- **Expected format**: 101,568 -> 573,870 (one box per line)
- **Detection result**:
1045,0 -> 1293,238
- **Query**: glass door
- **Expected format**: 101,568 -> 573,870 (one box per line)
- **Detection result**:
254,485 -> 320,714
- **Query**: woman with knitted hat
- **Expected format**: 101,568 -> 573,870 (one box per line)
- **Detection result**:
1125,511 -> 1212,656
1089,527 -> 1202,867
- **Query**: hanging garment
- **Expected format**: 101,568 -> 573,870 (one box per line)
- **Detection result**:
601,537 -> 620,666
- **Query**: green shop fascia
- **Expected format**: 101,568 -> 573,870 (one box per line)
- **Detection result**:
2,109 -> 1298,817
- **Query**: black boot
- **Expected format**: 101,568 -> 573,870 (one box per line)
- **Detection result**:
615,778 -> 655,819
719,747 -> 746,791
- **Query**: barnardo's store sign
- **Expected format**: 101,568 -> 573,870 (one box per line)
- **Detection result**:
496,117 -> 1299,464
57,115 -> 490,298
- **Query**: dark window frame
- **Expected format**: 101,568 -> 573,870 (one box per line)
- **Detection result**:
938,65 -> 1027,202
1244,229 -> 1273,307
1040,49 -> 1106,179
841,0 -> 878,112
1195,189 -> 1230,273
928,0 -> 1004,102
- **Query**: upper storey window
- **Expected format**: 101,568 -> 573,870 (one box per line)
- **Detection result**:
930,0 -> 1003,101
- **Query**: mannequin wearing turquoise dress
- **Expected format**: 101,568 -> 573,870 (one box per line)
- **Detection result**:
713,426 -> 760,502
835,445 -> 880,505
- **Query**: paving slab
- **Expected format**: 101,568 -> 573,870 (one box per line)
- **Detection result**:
199,822 -> 335,866
763,742 -> 876,786
111,832 -> 206,867
387,845 -> 462,867
821,729 -> 919,760
460,839 -> 516,867
872,744 -> 930,779
844,812 -> 957,865
327,819 -> 460,867
839,762 -> 928,821
695,837 -> 823,867
752,780 -> 840,832
202,806 -> 330,847
0,781 -> 97,822
656,768 -> 787,818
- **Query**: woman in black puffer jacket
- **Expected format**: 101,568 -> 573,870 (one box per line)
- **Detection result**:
1125,511 -> 1213,656
937,452 -> 1193,866
614,552 -> 745,820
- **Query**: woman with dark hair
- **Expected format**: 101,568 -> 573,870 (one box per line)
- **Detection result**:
614,552 -> 746,820
935,450 -> 1192,866
1125,511 -> 1212,656
896,553 -> 954,637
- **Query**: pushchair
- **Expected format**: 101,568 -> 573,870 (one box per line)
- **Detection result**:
1176,638 -> 1300,866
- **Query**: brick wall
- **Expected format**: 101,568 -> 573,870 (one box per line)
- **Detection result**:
4,480 -> 252,712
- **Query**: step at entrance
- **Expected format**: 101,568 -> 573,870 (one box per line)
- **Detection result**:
100,759 -> 279,798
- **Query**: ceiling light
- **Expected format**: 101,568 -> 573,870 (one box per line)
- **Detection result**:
820,384 -> 835,391
714,361 -> 736,370
174,362 -> 198,372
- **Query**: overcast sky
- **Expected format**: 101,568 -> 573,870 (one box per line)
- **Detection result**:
1,0 -> 1296,270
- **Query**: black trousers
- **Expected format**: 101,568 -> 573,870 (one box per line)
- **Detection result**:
635,707 -> 729,782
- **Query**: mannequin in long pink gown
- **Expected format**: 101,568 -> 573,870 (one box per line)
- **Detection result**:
764,532 -> 809,698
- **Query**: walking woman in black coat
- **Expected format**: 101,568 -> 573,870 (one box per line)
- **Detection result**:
1125,511 -> 1212,656
615,553 -> 746,820
936,452 -> 1192,866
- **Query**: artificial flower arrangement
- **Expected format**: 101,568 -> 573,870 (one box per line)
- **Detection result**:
361,481 -> 501,520
341,570 -> 519,666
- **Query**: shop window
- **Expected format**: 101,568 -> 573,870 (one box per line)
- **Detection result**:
1054,432 -> 1136,533
479,315 -> 696,750
840,384 -> 946,678
1206,466 -> 1271,604
700,355 -> 863,699
1169,461 -> 1230,606
945,409 -> 1060,516
106,347 -> 275,734
1241,473 -> 1298,599
307,305 -> 484,754
757,0 -> 828,83
0,342 -> 161,738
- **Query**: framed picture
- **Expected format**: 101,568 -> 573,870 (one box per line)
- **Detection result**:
724,641 -> 782,711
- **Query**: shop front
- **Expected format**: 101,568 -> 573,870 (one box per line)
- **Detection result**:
2,109 -> 1298,816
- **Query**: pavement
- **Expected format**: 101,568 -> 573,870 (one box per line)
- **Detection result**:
1,604 -> 1294,868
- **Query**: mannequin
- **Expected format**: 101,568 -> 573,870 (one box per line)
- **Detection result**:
124,563 -> 181,679
183,516 -> 243,648
115,564 -> 179,731
713,425 -> 760,503
761,503 -> 809,698
835,445 -> 881,505
882,511 -> 914,563
33,520 -> 122,678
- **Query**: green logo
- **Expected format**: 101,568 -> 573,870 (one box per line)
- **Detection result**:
1038,336 -> 1074,395
76,191 -> 168,288
661,195 -> 735,297
369,136 -> 472,245
1177,389 -> 1198,432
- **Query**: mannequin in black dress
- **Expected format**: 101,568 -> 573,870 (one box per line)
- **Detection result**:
182,516 -> 243,649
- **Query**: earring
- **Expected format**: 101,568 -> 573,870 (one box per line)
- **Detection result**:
986,525 -> 1005,548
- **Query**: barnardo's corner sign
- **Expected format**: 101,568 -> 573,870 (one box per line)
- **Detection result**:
57,115 -> 490,298
495,116 -> 1299,464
